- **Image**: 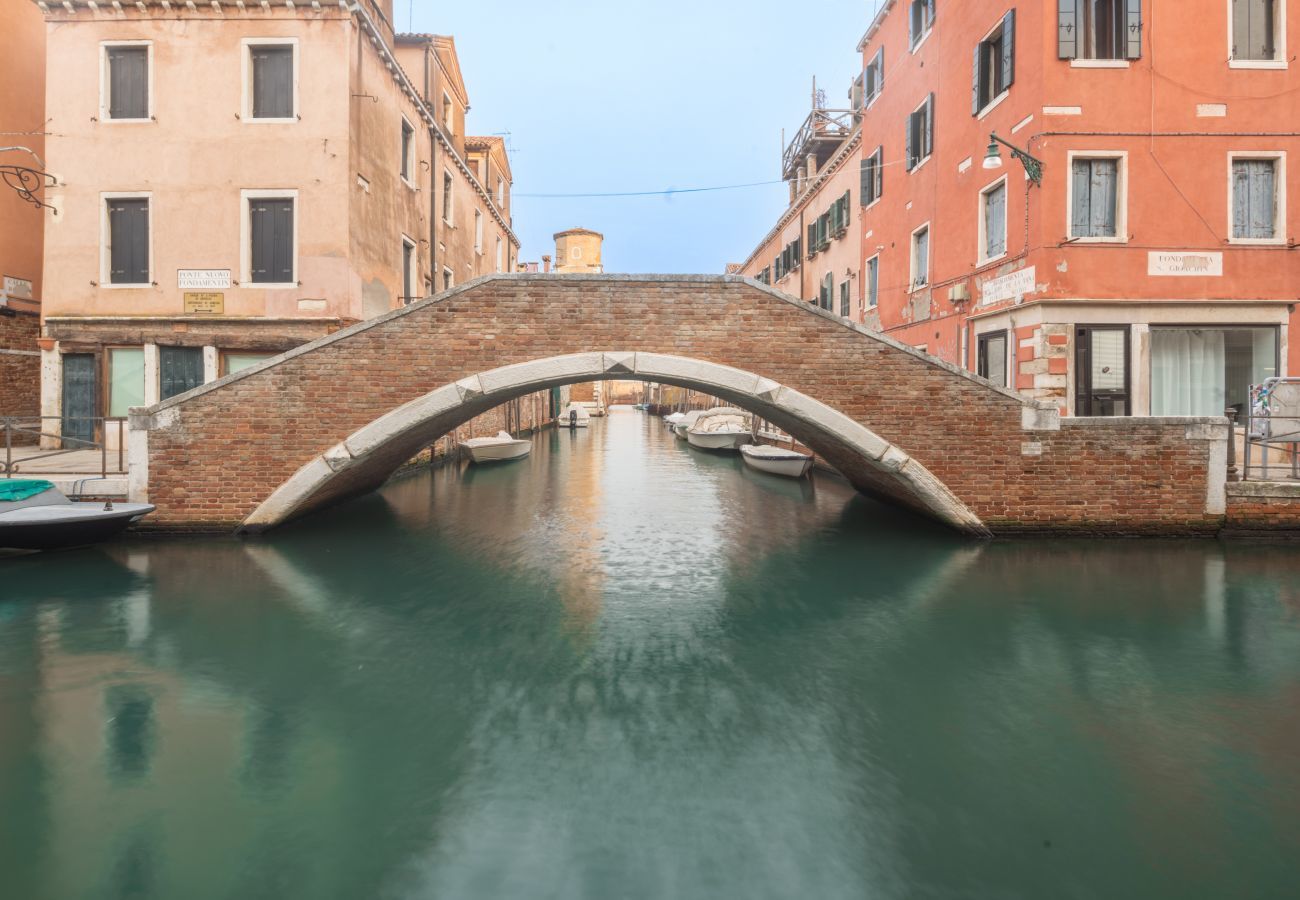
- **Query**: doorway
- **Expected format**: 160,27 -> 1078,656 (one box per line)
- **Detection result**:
1075,326 -> 1130,416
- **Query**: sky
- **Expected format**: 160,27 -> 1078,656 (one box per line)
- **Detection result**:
406,0 -> 875,273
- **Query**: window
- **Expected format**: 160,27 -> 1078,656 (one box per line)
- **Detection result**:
221,352 -> 275,377
400,117 -> 414,183
839,280 -> 851,317
911,224 -> 930,289
866,255 -> 879,308
907,94 -> 934,170
402,236 -> 416,304
442,267 -> 453,290
1075,325 -> 1129,416
1069,155 -> 1124,240
474,210 -> 484,254
246,194 -> 295,285
977,331 -> 1009,387
108,347 -> 145,418
1231,0 -> 1283,65
973,11 -> 1015,114
819,272 -> 834,310
861,146 -> 884,206
159,346 -> 204,401
495,236 -> 504,273
849,74 -> 865,111
106,197 -> 150,285
909,0 -> 935,49
1151,327 -> 1277,416
442,92 -> 454,133
981,179 -> 1008,261
103,44 -> 149,121
757,267 -> 771,285
442,171 -> 454,223
1230,155 -> 1284,242
497,177 -> 505,208
865,48 -> 885,105
244,41 -> 296,120
1058,1 -> 1142,61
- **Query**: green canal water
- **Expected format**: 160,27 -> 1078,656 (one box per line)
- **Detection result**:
2,408 -> 1299,899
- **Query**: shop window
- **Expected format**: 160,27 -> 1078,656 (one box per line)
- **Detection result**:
1075,326 -> 1129,416
159,346 -> 203,401
1058,1 -> 1142,61
1151,327 -> 1277,417
108,347 -> 145,418
221,352 -> 275,377
978,331 -> 1009,387
973,11 -> 1015,114
1231,156 -> 1282,242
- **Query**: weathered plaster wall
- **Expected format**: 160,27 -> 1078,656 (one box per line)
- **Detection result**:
0,0 -> 46,314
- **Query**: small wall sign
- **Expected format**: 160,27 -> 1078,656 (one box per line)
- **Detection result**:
979,266 -> 1037,306
178,269 -> 232,290
183,292 -> 225,314
1148,252 -> 1222,277
3,275 -> 34,300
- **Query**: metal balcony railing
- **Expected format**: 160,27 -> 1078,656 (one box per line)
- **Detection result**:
782,109 -> 857,181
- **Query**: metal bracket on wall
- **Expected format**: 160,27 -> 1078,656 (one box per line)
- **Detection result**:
0,164 -> 57,211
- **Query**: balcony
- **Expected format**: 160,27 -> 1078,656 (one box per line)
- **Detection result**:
782,108 -> 857,182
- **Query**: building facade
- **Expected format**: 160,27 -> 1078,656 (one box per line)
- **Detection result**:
32,0 -> 527,447
741,0 -> 1298,420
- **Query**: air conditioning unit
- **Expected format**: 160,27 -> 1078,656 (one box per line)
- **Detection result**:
949,283 -> 970,304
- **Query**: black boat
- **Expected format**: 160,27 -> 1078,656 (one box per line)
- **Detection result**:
0,480 -> 155,551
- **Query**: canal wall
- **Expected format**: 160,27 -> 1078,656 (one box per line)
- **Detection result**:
1224,482 -> 1300,537
128,275 -> 1230,536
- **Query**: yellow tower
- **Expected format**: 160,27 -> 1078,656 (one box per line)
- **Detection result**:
553,228 -> 604,274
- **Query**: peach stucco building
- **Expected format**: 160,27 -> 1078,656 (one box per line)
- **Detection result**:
740,0 -> 1299,421
32,0 -> 522,446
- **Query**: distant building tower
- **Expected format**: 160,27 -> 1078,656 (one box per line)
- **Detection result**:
553,227 -> 604,273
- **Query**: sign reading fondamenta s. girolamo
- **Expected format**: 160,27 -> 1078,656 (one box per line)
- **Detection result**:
177,269 -> 232,290
1147,252 -> 1223,277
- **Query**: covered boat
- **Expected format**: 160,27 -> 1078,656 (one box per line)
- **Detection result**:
462,432 -> 532,463
0,479 -> 155,551
739,443 -> 815,478
686,408 -> 753,451
556,403 -> 591,428
663,412 -> 686,430
672,410 -> 706,439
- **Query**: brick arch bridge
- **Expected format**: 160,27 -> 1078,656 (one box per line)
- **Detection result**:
130,275 -> 1228,536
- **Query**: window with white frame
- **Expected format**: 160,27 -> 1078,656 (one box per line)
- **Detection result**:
911,224 -> 930,289
866,255 -> 879,308
104,194 -> 151,285
909,0 -> 935,49
474,210 -> 483,254
977,330 -> 1009,387
495,236 -> 503,273
1230,154 -> 1285,242
442,171 -> 454,223
839,280 -> 851,317
102,42 -> 150,121
1151,326 -> 1278,416
861,146 -> 883,206
442,93 -> 454,133
1057,1 -> 1142,61
907,94 -> 934,170
243,39 -> 296,121
974,11 -> 1015,115
1069,154 -> 1125,240
864,48 -> 885,104
496,176 -> 505,208
401,236 -> 416,304
442,267 -> 453,290
980,178 -> 1008,261
243,191 -> 296,285
1231,0 -> 1285,65
400,117 -> 415,183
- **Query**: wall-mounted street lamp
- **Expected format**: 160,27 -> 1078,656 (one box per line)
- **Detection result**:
0,146 -> 56,210
983,132 -> 1044,187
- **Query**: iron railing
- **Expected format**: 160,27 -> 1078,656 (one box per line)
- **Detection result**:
1,416 -> 127,479
1241,410 -> 1300,482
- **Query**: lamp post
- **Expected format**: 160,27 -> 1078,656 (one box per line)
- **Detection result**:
983,132 -> 1044,187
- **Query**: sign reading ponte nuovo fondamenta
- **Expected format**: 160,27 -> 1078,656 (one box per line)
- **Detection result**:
177,269 -> 232,290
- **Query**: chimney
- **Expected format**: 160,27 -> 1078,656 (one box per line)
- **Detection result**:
542,255 -> 552,273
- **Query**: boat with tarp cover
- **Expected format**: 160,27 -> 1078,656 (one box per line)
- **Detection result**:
0,480 -> 155,551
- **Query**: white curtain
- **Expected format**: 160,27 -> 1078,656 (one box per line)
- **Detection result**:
1152,329 -> 1226,416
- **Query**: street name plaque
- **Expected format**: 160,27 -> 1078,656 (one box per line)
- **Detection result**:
178,269 -> 232,290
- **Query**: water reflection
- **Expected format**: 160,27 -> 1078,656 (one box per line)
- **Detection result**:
0,409 -> 1298,898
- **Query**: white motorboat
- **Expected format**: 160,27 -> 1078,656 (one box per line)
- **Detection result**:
663,412 -> 686,430
0,479 -> 155,551
672,410 -> 705,439
686,408 -> 752,452
462,431 -> 532,463
556,403 -> 591,428
739,443 -> 815,478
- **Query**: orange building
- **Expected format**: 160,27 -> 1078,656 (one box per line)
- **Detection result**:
0,0 -> 46,314
743,1 -> 1298,420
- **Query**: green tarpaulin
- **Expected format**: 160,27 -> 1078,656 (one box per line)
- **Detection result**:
0,480 -> 56,502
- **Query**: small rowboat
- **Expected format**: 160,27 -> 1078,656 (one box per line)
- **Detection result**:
0,479 -> 155,551
462,431 -> 532,463
739,443 -> 815,478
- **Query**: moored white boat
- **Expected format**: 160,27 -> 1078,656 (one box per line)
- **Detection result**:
663,412 -> 685,430
556,403 -> 591,428
685,408 -> 752,452
672,410 -> 705,439
739,443 -> 815,478
0,479 -> 155,551
462,431 -> 532,463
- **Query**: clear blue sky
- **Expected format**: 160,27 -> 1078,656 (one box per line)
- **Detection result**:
406,0 -> 874,273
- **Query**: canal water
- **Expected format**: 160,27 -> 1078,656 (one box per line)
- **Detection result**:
2,408 -> 1299,899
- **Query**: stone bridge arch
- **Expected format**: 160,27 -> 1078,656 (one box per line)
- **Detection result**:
130,274 -> 1228,536
241,352 -> 988,535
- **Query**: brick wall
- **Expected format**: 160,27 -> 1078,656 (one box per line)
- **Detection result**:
1225,482 -> 1300,534
0,310 -> 41,420
139,275 -> 1225,534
